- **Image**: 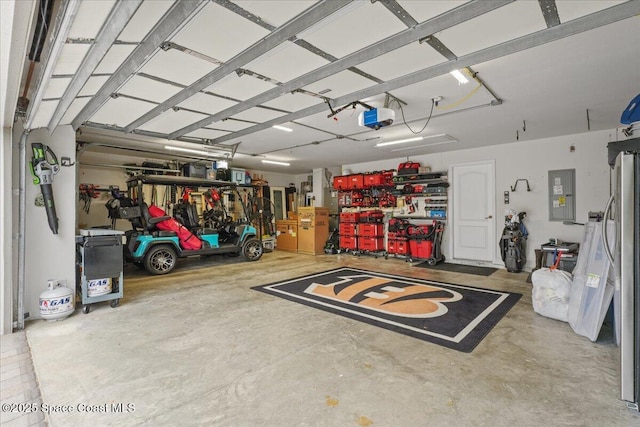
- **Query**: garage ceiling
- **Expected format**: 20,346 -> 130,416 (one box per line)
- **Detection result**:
18,0 -> 640,174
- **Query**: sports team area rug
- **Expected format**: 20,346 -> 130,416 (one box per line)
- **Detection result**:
252,268 -> 521,353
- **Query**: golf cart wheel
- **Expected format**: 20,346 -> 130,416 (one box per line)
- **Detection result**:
242,238 -> 263,261
144,244 -> 177,275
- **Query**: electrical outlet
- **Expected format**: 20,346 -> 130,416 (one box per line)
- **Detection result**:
504,191 -> 510,204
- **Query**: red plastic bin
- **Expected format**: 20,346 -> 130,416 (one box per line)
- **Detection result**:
364,173 -> 384,187
348,174 -> 364,189
333,176 -> 348,190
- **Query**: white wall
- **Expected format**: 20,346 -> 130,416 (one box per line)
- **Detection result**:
344,129 -> 619,269
15,125 -> 77,321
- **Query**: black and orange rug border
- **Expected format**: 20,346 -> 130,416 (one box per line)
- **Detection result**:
252,267 -> 521,353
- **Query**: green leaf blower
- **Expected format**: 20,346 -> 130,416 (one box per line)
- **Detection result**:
29,143 -> 60,234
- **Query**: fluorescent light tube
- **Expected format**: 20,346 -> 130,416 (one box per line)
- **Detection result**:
262,159 -> 290,166
165,145 -> 216,157
450,69 -> 469,84
389,140 -> 455,152
375,136 -> 423,147
272,125 -> 293,132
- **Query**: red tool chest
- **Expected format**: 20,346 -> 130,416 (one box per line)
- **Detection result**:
395,238 -> 409,255
409,239 -> 433,259
358,237 -> 384,251
358,223 -> 383,237
339,223 -> 357,236
340,212 -> 360,223
339,236 -> 358,250
359,210 -> 384,223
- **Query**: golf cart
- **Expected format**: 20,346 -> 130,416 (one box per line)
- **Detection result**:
110,174 -> 263,275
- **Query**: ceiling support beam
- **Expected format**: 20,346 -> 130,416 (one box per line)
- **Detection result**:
376,0 -> 418,28
122,0 -> 354,133
47,0 -> 143,131
205,2 -> 383,83
420,35 -> 501,104
70,0 -> 208,129
169,0 -> 514,139
208,0 -> 640,145
539,0 -> 561,28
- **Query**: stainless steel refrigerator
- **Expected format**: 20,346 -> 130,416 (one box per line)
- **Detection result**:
605,137 -> 639,411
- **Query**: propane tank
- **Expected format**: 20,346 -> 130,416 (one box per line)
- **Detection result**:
87,278 -> 112,297
39,280 -> 74,321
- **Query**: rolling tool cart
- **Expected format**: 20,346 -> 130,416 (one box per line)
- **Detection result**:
406,220 -> 445,265
76,229 -> 124,314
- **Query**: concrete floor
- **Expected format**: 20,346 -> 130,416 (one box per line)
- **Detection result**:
22,251 -> 640,426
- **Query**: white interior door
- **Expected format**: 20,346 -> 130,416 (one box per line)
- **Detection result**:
452,161 -> 495,262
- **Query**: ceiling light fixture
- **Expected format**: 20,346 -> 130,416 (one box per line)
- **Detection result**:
450,69 -> 469,85
165,145 -> 217,157
272,125 -> 293,132
262,159 -> 290,166
376,134 -> 450,148
375,136 -> 424,147
389,140 -> 456,152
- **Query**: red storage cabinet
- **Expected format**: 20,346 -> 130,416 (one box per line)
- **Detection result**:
387,239 -> 397,254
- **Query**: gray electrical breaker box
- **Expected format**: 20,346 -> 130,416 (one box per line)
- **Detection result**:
548,169 -> 576,221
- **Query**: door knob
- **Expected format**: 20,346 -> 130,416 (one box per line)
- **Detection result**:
485,215 -> 493,219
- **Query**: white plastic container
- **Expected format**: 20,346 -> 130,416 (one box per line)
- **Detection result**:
39,280 -> 74,321
87,278 -> 112,297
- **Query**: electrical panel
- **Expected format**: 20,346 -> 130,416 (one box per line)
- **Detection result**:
548,169 -> 576,221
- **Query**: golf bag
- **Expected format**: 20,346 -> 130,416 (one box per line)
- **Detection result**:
500,210 -> 528,272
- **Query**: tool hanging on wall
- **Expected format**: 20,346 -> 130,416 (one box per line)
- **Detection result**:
30,143 -> 60,234
78,184 -> 100,214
